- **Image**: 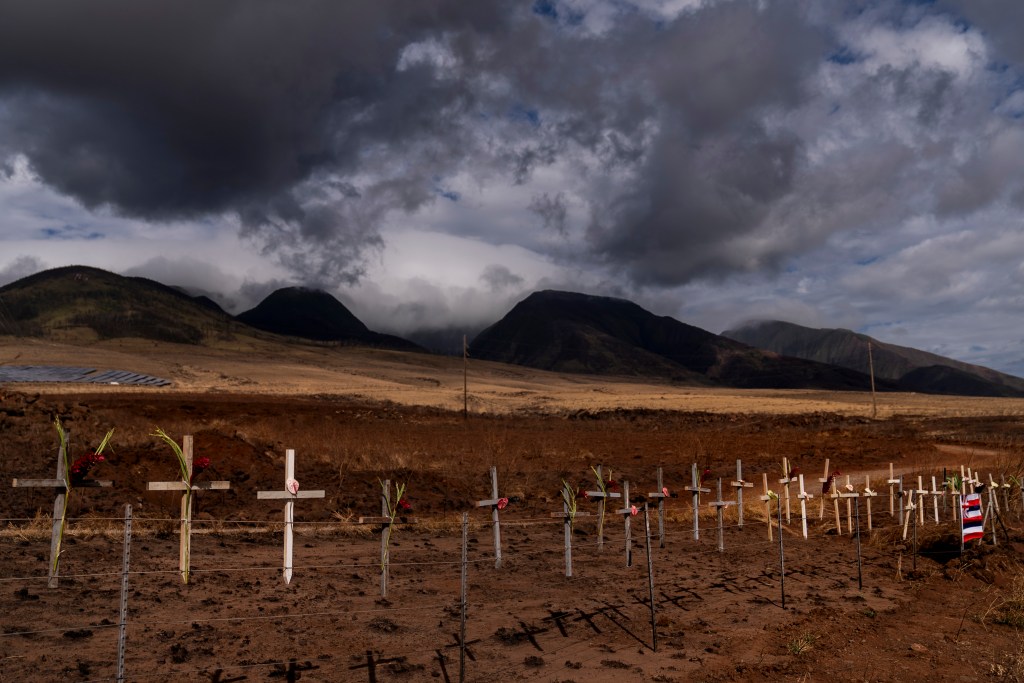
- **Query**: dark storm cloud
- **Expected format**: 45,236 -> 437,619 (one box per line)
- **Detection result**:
7,0 -> 1023,294
0,0 -> 506,282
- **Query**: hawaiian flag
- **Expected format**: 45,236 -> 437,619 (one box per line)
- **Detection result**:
961,493 -> 984,542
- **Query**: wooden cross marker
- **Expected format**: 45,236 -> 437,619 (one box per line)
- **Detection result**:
887,463 -> 899,516
147,435 -> 230,584
647,466 -> 669,548
12,429 -> 114,588
476,466 -> 508,569
844,475 -> 856,530
929,476 -> 943,523
779,457 -> 794,524
915,476 -> 928,525
731,459 -> 753,528
839,478 -> 860,536
901,487 -> 916,540
683,463 -> 710,541
709,479 -> 735,552
759,473 -> 775,541
614,480 -> 637,566
586,465 -> 621,549
796,474 -> 813,539
817,458 -> 830,520
897,475 -> 905,525
827,475 -> 843,535
988,474 -> 1003,516
550,485 -> 590,578
256,449 -> 324,585
357,479 -> 416,596
1001,473 -> 1011,513
862,476 -> 878,531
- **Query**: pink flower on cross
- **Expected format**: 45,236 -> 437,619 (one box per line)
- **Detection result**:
287,478 -> 300,495
630,505 -> 638,516
497,497 -> 509,510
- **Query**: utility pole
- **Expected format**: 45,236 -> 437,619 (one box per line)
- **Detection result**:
867,340 -> 877,419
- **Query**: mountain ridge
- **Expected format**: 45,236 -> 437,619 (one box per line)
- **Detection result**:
723,320 -> 1024,397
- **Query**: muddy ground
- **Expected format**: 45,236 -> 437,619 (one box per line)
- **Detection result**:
3,389 -> 1024,682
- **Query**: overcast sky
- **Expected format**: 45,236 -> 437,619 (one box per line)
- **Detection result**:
2,0 -> 1024,375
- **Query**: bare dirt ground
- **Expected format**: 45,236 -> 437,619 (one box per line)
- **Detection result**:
3,338 -> 1024,682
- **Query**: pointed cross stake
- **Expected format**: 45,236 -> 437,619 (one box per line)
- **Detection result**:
476,466 -> 508,569
915,476 -> 928,525
731,460 -> 753,528
887,463 -> 899,516
147,435 -> 230,584
779,457 -> 793,523
839,479 -> 860,536
586,465 -> 621,549
550,491 -> 589,577
988,474 -> 1003,516
647,467 -> 669,548
256,449 -> 324,585
684,464 -> 710,541
796,474 -> 813,539
901,488 -> 916,540
817,458 -> 830,520
13,430 -> 114,588
844,475 -> 856,530
614,480 -> 637,566
1001,473 -> 1011,513
862,476 -> 878,531
929,476 -> 943,523
759,473 -> 774,541
357,479 -> 417,596
828,475 -> 843,535
709,479 -> 735,552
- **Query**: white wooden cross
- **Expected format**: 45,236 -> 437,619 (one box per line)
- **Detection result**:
709,479 -> 735,552
844,475 -> 856,530
731,459 -> 753,528
684,463 -> 710,541
796,474 -> 813,539
887,463 -> 899,517
862,476 -> 878,531
779,457 -> 794,524
476,466 -> 508,569
585,465 -> 621,549
828,474 -> 843,535
929,476 -> 943,523
987,474 -> 1003,516
647,466 -> 669,548
614,480 -> 637,566
256,449 -> 324,585
839,478 -> 860,537
759,473 -> 775,541
147,435 -> 230,584
12,430 -> 113,588
901,486 -> 917,540
914,476 -> 928,525
817,458 -> 831,520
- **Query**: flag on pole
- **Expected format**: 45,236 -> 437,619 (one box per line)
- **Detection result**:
962,493 -> 984,542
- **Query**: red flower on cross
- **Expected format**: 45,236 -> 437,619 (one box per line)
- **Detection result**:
190,456 -> 212,485
69,452 -> 105,483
